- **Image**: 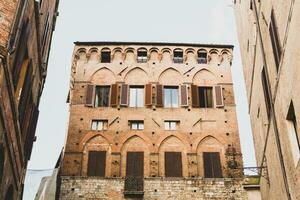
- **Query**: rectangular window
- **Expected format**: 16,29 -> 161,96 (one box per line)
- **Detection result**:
199,87 -> 213,108
130,121 -> 144,130
164,121 -> 177,131
269,10 -> 281,71
197,52 -> 207,64
87,151 -> 106,177
164,87 -> 178,108
203,152 -> 222,178
173,51 -> 183,63
101,51 -> 111,63
94,86 -> 110,107
137,50 -> 147,63
286,101 -> 300,166
129,86 -> 144,107
165,152 -> 182,177
91,120 -> 108,131
261,68 -> 271,117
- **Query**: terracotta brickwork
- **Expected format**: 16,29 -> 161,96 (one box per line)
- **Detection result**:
0,0 -> 59,199
235,1 -> 300,200
60,42 -> 243,187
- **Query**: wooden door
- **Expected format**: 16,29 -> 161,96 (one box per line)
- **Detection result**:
203,152 -> 222,178
165,152 -> 182,177
126,152 -> 144,177
87,151 -> 106,177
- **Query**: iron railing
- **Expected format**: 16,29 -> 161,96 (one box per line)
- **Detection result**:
124,176 -> 144,196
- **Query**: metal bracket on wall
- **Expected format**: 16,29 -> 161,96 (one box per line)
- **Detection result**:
109,117 -> 119,126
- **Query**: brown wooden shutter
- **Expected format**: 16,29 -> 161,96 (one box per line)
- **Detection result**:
120,84 -> 128,106
145,84 -> 153,106
203,152 -> 222,178
85,84 -> 95,106
110,84 -> 118,107
180,85 -> 188,107
191,84 -> 199,107
126,152 -> 144,177
87,151 -> 106,177
214,85 -> 224,107
165,152 -> 182,177
156,84 -> 163,107
24,105 -> 39,160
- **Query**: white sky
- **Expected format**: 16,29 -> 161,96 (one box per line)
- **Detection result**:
23,0 -> 256,199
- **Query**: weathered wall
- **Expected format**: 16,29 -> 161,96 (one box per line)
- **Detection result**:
60,177 -> 247,200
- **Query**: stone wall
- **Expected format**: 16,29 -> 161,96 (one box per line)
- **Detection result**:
59,177 -> 247,200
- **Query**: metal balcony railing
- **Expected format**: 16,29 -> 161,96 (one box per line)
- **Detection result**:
124,176 -> 144,196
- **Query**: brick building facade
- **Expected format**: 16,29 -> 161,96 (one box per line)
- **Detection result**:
235,0 -> 300,199
59,42 -> 245,199
0,0 -> 59,199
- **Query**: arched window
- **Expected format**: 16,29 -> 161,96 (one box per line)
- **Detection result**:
197,49 -> 207,64
137,48 -> 147,63
101,48 -> 111,63
173,48 -> 183,63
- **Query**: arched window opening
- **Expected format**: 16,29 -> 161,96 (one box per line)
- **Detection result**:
173,49 -> 183,63
101,48 -> 111,63
137,48 -> 147,63
197,50 -> 207,64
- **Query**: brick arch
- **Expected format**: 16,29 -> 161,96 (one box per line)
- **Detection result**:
75,48 -> 87,60
89,67 -> 116,84
158,68 -> 182,85
87,47 -> 98,54
119,133 -> 152,152
79,132 -> 113,152
192,68 -> 217,85
194,135 -> 224,152
156,133 -> 189,151
124,67 -> 149,85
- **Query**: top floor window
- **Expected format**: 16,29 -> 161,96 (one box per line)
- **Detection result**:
101,49 -> 111,63
95,86 -> 110,107
137,49 -> 147,63
197,50 -> 207,64
173,49 -> 183,63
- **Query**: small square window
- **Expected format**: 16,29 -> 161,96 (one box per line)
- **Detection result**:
164,121 -> 177,130
91,120 -> 108,131
101,51 -> 111,63
130,121 -> 144,130
137,50 -> 147,63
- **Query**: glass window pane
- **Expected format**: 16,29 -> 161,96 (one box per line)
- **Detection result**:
131,122 -> 138,130
170,122 -> 176,130
129,88 -> 137,107
164,122 -> 170,130
97,121 -> 103,130
138,122 -> 144,130
164,88 -> 171,108
91,121 -> 97,130
136,88 -> 144,107
171,88 -> 178,107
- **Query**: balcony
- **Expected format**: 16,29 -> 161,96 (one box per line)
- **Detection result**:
124,176 -> 144,197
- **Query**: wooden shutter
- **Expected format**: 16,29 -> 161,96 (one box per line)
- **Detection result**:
126,152 -> 144,177
24,105 -> 39,160
165,152 -> 182,177
87,151 -> 106,177
110,84 -> 118,107
85,84 -> 95,106
203,152 -> 222,178
180,85 -> 188,107
120,84 -> 128,106
156,84 -> 163,107
145,84 -> 153,106
191,84 -> 199,107
214,85 -> 224,107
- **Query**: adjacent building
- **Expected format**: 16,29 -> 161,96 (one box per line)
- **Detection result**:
58,41 -> 247,199
235,1 -> 300,199
0,0 -> 59,199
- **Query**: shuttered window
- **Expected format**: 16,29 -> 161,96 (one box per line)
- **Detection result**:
94,86 -> 110,107
269,10 -> 281,71
126,152 -> 144,177
85,84 -> 95,106
180,85 -> 188,107
129,86 -> 144,107
164,86 -> 178,108
191,84 -> 199,107
165,152 -> 182,177
156,84 -> 163,107
145,84 -> 153,106
214,85 -> 224,107
203,152 -> 222,178
110,84 -> 118,107
199,87 -> 213,108
120,84 -> 129,106
87,151 -> 106,177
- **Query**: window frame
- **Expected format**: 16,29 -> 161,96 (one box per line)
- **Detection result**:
137,49 -> 148,63
173,49 -> 183,63
198,86 -> 214,108
164,120 -> 178,131
94,85 -> 110,107
163,86 -> 179,108
130,120 -> 144,130
129,86 -> 144,108
91,120 -> 108,131
101,50 -> 111,63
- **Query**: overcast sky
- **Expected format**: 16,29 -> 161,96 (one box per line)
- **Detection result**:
23,0 -> 256,199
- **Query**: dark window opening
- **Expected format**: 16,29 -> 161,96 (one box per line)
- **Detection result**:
101,51 -> 111,63
269,10 -> 281,71
261,68 -> 271,118
199,87 -> 213,108
203,152 -> 222,178
286,101 -> 300,153
95,86 -> 110,107
137,50 -> 147,63
165,152 -> 182,177
197,52 -> 207,64
87,151 -> 106,177
173,50 -> 183,63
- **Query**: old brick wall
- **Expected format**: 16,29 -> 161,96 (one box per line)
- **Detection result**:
59,177 -> 247,200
